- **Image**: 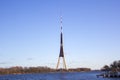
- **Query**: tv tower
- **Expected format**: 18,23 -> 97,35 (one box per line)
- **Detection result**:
56,16 -> 67,70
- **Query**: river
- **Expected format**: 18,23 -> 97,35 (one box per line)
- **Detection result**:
0,71 -> 119,80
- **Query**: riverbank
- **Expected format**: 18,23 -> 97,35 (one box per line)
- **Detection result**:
0,66 -> 91,75
97,72 -> 120,78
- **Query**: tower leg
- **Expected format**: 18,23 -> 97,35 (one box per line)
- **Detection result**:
63,57 -> 67,70
56,57 -> 60,69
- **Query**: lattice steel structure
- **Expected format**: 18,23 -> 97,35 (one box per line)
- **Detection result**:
56,16 -> 67,70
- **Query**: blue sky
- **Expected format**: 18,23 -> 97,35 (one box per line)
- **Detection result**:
0,0 -> 120,69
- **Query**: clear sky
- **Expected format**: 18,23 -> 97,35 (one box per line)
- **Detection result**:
0,0 -> 120,70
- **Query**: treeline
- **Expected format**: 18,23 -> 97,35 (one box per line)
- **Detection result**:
56,68 -> 91,72
0,66 -> 91,75
68,68 -> 91,72
0,66 -> 55,75
101,60 -> 120,72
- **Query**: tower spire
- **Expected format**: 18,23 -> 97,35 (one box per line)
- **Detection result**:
60,15 -> 62,32
56,16 -> 67,70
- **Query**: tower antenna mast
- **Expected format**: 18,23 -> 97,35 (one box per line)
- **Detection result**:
56,15 -> 67,70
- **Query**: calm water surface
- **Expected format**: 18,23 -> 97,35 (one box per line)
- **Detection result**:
0,71 -> 119,80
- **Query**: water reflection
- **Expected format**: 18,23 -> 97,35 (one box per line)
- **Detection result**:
0,71 -> 120,80
59,72 -> 67,80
